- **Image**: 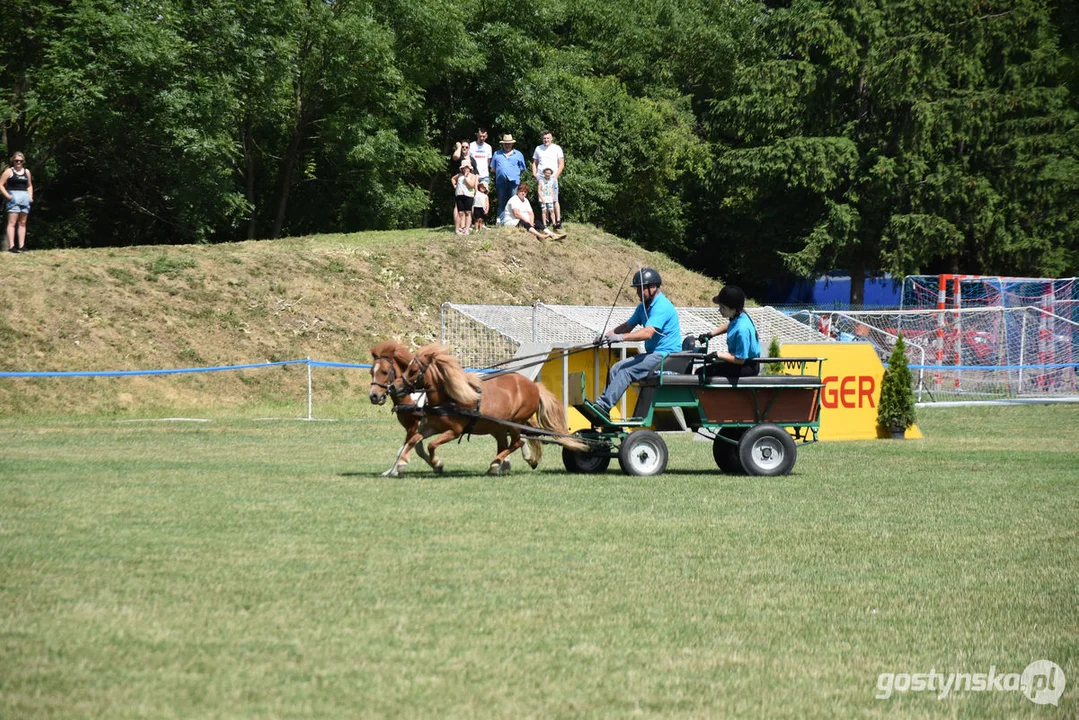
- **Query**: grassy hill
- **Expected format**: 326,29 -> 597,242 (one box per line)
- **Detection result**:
0,224 -> 724,414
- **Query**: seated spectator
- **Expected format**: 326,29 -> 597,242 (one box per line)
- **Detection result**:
504,184 -> 566,241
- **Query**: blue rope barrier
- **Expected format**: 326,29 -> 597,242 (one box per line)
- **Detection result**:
0,359 -> 311,378
1,358 -> 507,378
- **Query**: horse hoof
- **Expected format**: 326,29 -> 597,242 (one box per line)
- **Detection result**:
432,463 -> 444,475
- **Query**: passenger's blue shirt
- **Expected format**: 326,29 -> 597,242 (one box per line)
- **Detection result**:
627,291 -> 683,356
727,312 -> 761,361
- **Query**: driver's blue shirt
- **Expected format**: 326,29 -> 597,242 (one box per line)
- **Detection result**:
627,291 -> 682,356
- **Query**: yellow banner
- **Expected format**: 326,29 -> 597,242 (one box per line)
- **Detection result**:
782,343 -> 922,440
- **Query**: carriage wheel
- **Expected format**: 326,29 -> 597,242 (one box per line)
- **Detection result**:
712,428 -> 747,474
618,430 -> 669,477
737,424 -> 797,476
562,435 -> 611,474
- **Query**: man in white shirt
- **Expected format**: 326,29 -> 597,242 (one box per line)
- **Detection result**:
468,128 -> 493,186
531,131 -> 565,229
505,184 -> 566,241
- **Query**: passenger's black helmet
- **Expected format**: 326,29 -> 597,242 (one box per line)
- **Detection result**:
713,285 -> 746,311
631,267 -> 662,288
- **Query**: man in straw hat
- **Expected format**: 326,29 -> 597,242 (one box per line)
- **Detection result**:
490,133 -> 527,225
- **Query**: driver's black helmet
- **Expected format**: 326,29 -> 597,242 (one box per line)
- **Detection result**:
631,267 -> 662,288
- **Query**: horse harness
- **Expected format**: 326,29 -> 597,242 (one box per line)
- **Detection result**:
369,356 -> 398,392
396,355 -> 484,440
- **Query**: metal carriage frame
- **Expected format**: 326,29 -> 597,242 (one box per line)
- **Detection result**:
563,352 -> 826,477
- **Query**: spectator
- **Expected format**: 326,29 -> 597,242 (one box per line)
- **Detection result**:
1,152 -> 33,253
451,161 -> 478,235
490,134 -> 527,224
468,128 -> 493,187
504,183 -> 566,241
472,182 -> 490,232
450,140 -> 478,175
592,267 -> 682,414
537,167 -> 558,229
531,130 -> 565,229
697,285 -> 761,378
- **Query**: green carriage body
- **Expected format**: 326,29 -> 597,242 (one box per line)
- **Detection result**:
564,352 -> 825,476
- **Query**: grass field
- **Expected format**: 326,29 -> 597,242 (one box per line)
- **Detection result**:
1,404 -> 1077,718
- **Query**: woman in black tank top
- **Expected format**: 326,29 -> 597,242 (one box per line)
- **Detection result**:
1,152 -> 33,252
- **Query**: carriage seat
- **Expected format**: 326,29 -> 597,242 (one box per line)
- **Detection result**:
638,353 -> 823,388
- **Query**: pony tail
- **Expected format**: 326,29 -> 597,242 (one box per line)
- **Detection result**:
536,383 -> 588,451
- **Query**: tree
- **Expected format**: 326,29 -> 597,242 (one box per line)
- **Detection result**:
877,334 -> 916,435
699,0 -> 1078,302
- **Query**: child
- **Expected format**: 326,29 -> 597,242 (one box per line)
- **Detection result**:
451,161 -> 478,235
538,167 -> 558,228
472,182 -> 489,232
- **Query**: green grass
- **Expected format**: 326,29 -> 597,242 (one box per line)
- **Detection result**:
1,405 -> 1077,718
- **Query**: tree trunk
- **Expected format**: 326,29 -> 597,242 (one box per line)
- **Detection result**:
271,96 -> 304,240
849,258 -> 866,309
243,116 -> 258,240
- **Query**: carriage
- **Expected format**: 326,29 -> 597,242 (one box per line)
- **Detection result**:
562,352 -> 825,477
372,340 -> 824,478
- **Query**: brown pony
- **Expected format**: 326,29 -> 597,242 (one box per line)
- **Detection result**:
392,343 -> 588,475
368,340 -> 437,477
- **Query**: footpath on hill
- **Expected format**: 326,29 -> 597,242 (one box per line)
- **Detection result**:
0,225 -> 724,414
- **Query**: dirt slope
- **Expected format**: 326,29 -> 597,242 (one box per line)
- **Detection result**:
0,225 -> 724,413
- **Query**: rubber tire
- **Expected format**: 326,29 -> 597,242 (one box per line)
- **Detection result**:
712,428 -> 747,474
618,430 -> 669,477
737,424 -> 797,476
562,436 -> 612,474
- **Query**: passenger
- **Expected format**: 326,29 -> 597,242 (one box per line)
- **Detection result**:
593,267 -> 682,413
698,285 -> 761,379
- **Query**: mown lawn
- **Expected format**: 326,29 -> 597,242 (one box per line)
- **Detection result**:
1,404 -> 1077,718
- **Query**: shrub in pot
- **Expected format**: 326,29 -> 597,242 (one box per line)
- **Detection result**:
877,334 -> 916,439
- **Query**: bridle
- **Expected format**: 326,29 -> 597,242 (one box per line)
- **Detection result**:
387,355 -> 431,400
370,356 -> 399,392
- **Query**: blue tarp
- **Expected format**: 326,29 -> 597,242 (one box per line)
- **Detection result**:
767,272 -> 902,309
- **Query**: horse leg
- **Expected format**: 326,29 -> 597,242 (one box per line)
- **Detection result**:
390,427 -> 435,479
382,439 -> 410,477
413,425 -> 436,468
426,429 -> 460,474
489,431 -> 525,475
488,431 -> 513,475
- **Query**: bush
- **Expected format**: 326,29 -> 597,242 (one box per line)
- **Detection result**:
877,334 -> 916,431
764,336 -> 782,375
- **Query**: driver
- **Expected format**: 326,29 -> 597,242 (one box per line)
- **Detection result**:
593,267 -> 682,414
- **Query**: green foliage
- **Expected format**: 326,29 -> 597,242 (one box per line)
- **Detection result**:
877,333 -> 917,430
0,0 -> 1075,287
702,0 -> 1079,297
764,336 -> 783,375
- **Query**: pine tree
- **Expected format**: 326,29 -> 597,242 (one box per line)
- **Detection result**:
877,334 -> 916,431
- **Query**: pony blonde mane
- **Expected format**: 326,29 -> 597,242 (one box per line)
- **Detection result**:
371,339 -> 413,369
416,344 -> 481,406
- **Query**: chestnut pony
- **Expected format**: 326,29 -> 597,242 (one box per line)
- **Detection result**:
392,343 -> 588,475
368,339 -> 438,477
